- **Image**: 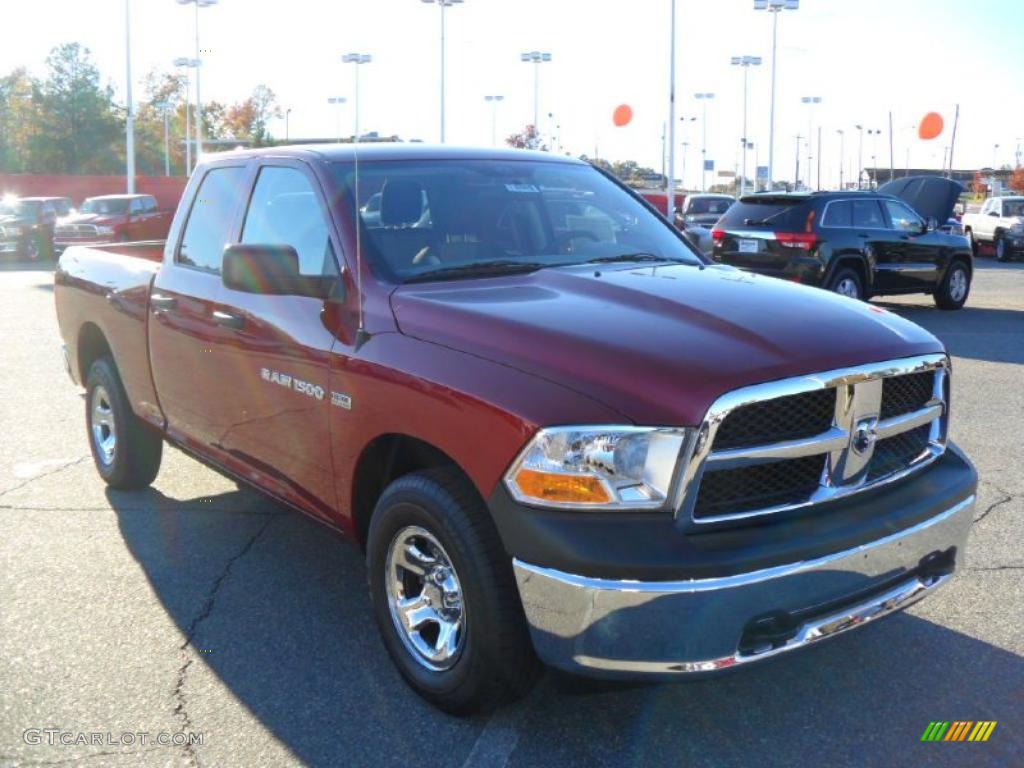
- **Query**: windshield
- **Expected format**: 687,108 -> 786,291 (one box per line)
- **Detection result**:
0,199 -> 38,216
81,198 -> 128,215
686,197 -> 733,215
331,159 -> 702,283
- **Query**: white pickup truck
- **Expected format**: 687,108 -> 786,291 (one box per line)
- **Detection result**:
961,195 -> 1024,261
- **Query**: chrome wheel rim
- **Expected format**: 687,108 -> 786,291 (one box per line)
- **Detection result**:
835,277 -> 860,299
26,237 -> 39,260
949,267 -> 968,302
90,385 -> 116,467
385,525 -> 465,671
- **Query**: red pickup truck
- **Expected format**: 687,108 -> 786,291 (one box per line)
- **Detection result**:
54,145 -> 977,713
54,194 -> 174,252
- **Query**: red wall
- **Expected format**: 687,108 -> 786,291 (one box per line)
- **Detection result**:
0,174 -> 187,210
639,191 -> 687,216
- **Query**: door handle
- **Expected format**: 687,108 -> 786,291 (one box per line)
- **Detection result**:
212,310 -> 245,330
150,294 -> 177,311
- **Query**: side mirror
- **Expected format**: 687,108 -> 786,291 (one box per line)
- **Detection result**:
222,243 -> 339,300
988,210 -> 1000,217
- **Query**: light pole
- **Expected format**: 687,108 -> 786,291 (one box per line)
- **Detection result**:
681,141 -> 690,191
836,128 -> 845,189
732,55 -> 761,196
284,108 -> 291,142
694,92 -> 714,191
342,54 -> 372,141
175,0 -> 218,165
801,96 -> 821,190
868,128 -> 881,186
1015,138 -> 1022,168
520,51 -> 552,142
484,95 -> 503,146
173,57 -> 198,172
421,0 -> 463,143
327,97 -> 347,142
154,101 -> 172,176
793,134 -> 802,188
754,0 -> 798,195
125,0 -> 135,193
855,124 -> 864,188
993,143 -> 1000,169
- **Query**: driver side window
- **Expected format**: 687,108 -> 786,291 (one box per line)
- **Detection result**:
242,166 -> 338,277
883,200 -> 922,231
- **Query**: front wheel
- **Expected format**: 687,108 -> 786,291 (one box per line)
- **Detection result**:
933,261 -> 971,310
827,267 -> 865,300
367,468 -> 537,714
85,357 -> 163,488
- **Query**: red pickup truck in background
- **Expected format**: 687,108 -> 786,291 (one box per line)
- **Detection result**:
54,144 -> 977,713
54,193 -> 173,252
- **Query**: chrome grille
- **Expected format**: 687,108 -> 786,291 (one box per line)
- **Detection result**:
56,224 -> 99,237
681,354 -> 949,527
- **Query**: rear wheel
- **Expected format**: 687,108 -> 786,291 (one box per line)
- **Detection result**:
85,357 -> 163,488
994,233 -> 1010,262
827,267 -> 864,300
367,468 -> 537,714
933,260 -> 971,310
23,234 -> 40,261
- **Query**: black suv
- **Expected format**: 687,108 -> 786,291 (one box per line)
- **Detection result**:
711,177 -> 972,310
0,196 -> 67,261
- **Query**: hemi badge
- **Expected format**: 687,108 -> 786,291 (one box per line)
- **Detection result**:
331,392 -> 352,410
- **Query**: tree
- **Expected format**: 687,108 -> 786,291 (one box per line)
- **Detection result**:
1009,166 -> 1024,193
31,43 -> 121,174
505,124 -> 546,151
222,85 -> 280,146
0,68 -> 40,172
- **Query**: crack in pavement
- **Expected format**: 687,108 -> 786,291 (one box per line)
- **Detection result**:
973,481 -> 1015,523
0,456 -> 89,500
171,514 -> 277,767
0,745 -> 176,766
0,503 -> 281,516
967,564 -> 1024,572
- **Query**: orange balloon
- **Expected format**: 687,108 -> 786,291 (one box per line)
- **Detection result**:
612,104 -> 633,127
918,112 -> 944,140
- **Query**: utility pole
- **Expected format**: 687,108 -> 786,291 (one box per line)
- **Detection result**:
794,134 -> 802,189
816,125 -> 822,190
666,0 -> 677,220
124,0 -> 135,193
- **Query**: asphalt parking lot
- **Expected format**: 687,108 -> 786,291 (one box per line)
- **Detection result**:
1,259 -> 1021,768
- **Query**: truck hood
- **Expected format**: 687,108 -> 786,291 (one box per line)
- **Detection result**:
390,263 -> 945,426
878,176 -> 964,224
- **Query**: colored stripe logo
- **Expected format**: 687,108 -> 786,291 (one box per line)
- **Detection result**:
921,721 -> 997,742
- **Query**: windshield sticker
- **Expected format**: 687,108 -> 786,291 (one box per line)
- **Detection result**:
505,183 -> 540,194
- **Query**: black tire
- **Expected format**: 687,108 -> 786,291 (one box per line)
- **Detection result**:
933,260 -> 971,310
23,233 -> 41,261
994,233 -> 1010,262
85,357 -> 162,489
965,228 -> 978,257
367,468 -> 538,714
827,267 -> 865,300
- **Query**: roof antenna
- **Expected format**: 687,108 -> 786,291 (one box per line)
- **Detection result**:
344,52 -> 372,351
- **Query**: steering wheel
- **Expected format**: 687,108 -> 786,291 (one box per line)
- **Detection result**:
554,229 -> 601,254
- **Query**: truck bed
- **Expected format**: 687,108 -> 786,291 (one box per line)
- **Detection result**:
55,241 -> 166,430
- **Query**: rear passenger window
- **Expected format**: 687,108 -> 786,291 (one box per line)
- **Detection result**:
177,166 -> 247,272
852,200 -> 885,228
822,201 -> 852,227
241,166 -> 338,276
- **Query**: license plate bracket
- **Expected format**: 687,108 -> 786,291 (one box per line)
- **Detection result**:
738,238 -> 759,254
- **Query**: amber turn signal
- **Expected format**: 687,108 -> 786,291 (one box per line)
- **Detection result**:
513,468 -> 612,505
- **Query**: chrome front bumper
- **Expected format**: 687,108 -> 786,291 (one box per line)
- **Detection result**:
513,495 -> 974,678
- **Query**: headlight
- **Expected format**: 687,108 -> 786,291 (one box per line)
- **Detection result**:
504,426 -> 691,510
95,225 -> 115,235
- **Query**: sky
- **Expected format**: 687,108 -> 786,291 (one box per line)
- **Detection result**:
2,0 -> 1022,189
